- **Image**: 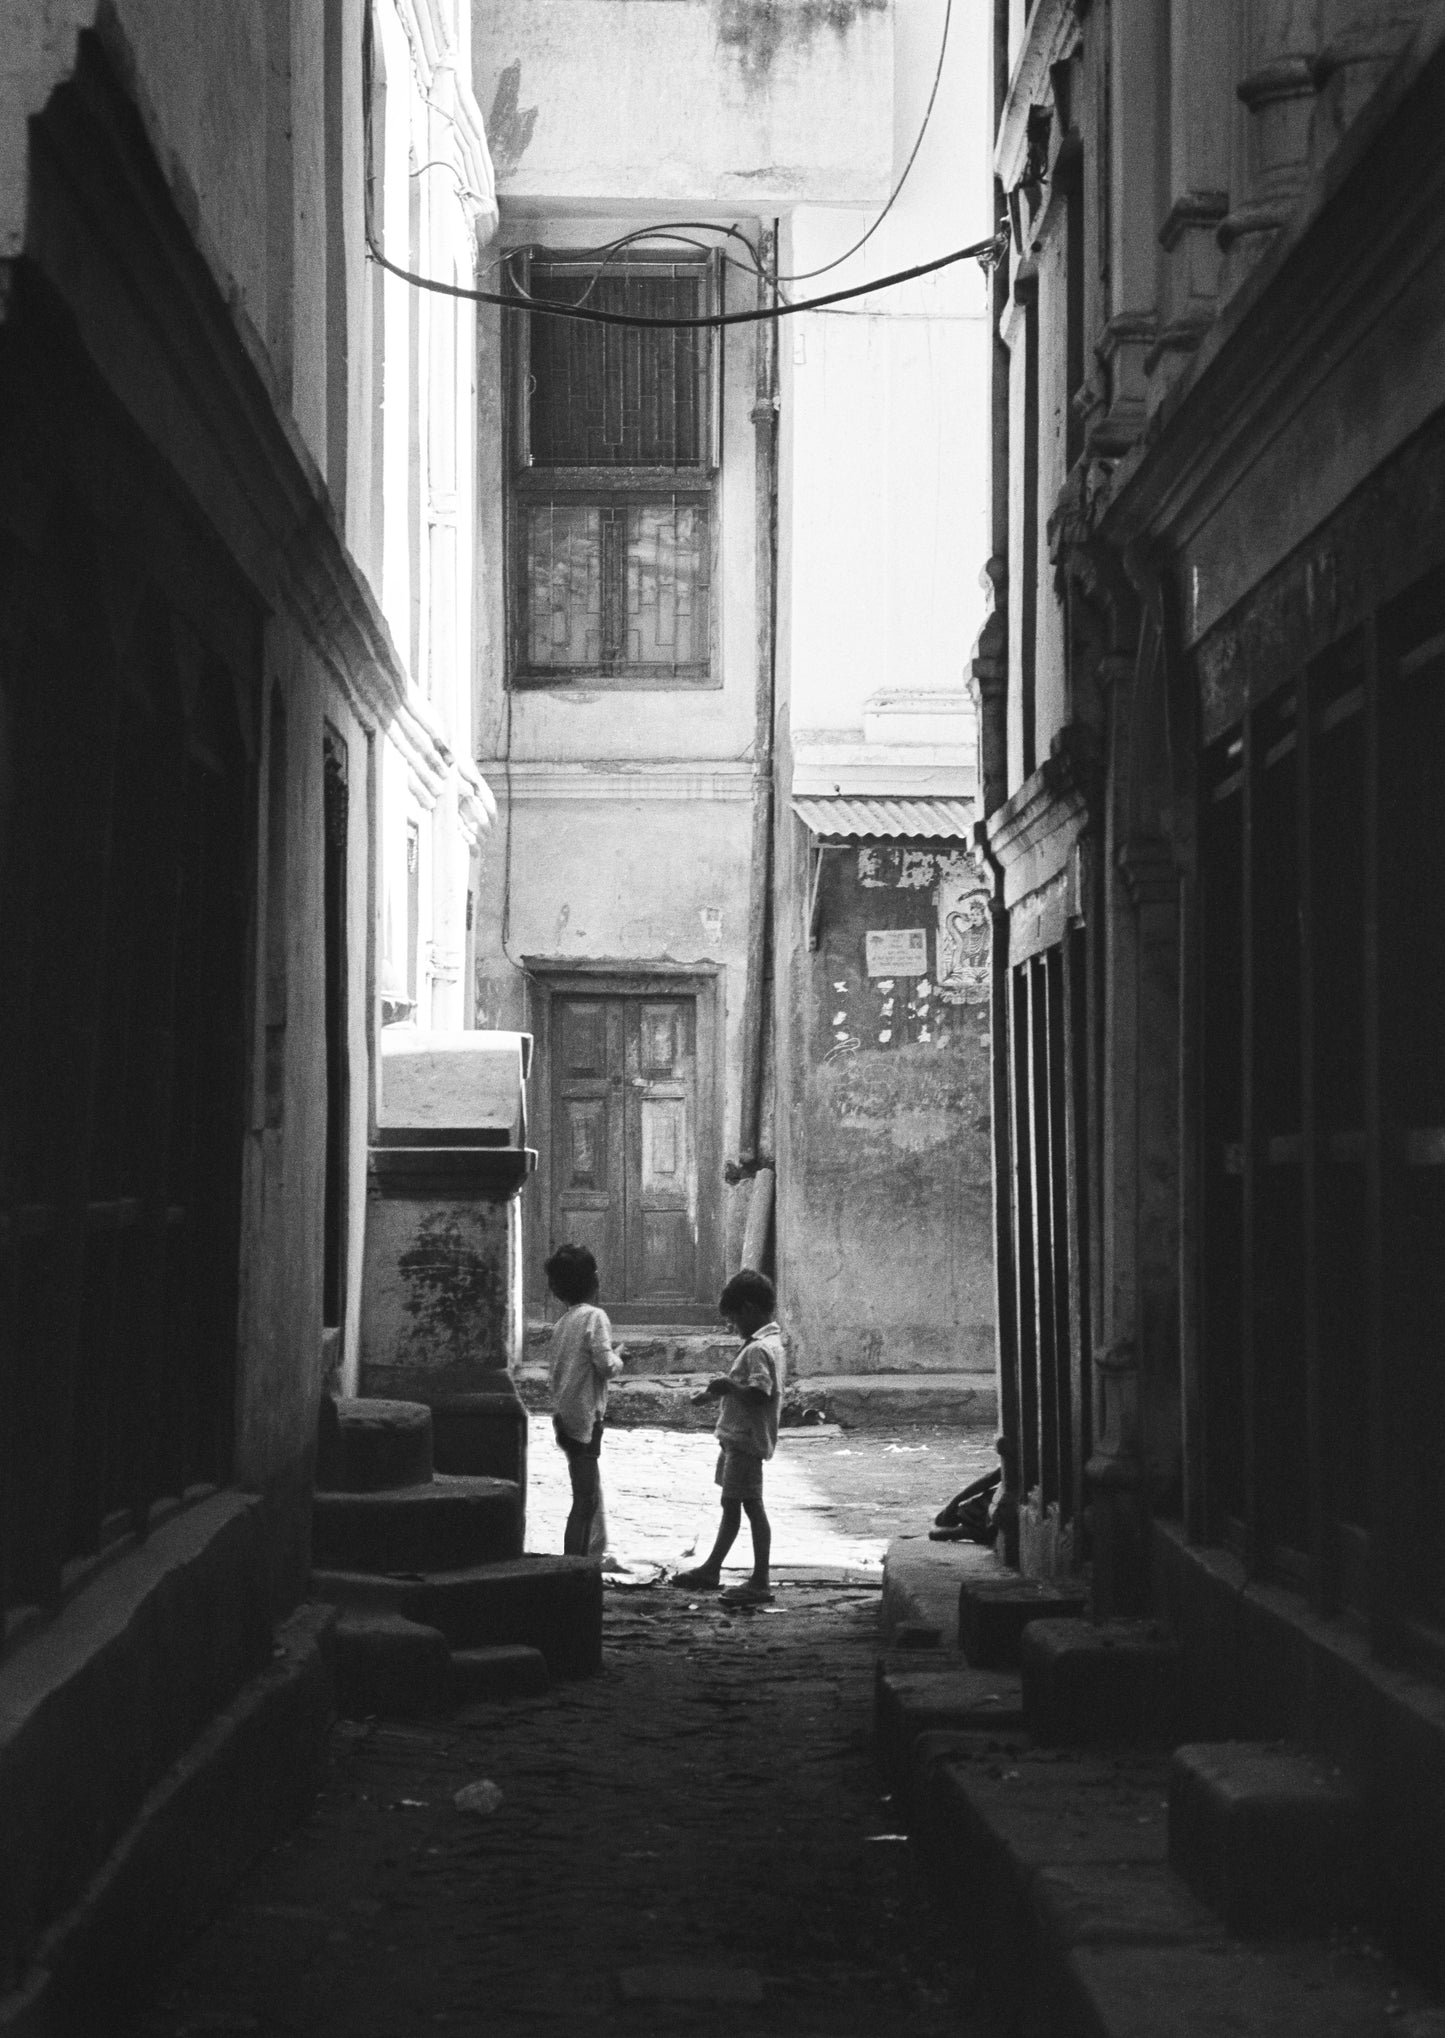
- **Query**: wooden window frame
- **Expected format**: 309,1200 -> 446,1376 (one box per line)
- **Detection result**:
503,249 -> 722,692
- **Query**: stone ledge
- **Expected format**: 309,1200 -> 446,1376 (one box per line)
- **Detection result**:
881,1535 -> 1003,1647
0,1493 -> 271,1987
0,1601 -> 335,2035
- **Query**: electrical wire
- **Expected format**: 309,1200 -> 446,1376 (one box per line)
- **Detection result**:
365,220 -> 1006,327
776,0 -> 952,285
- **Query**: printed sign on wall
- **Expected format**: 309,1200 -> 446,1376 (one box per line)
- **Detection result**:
865,927 -> 928,977
936,870 -> 991,1004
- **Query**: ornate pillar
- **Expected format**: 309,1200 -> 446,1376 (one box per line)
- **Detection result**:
1093,0 -> 1166,453
1218,0 -> 1322,294
1147,0 -> 1238,401
1314,0 -> 1427,141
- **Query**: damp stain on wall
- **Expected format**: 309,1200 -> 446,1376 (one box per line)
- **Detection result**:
487,60 -> 538,174
716,0 -> 886,85
393,1208 -> 504,1366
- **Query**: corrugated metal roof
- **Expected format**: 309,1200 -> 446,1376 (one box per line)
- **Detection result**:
791,794 -> 975,841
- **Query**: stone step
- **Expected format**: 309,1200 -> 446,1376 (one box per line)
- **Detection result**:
1169,1741 -> 1372,1933
317,1397 -> 433,1493
874,1655 -> 1024,1794
901,1731 -> 1434,2036
525,1322 -> 734,1378
311,1476 -> 522,1574
1021,1618 -> 1181,1746
958,1572 -> 1088,1669
330,1611 -> 452,1719
451,1644 -> 550,1702
311,1554 -> 602,1679
517,1361 -> 997,1430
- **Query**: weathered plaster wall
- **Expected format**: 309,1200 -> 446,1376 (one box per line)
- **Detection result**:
474,0 -> 893,209
779,840 -> 995,1375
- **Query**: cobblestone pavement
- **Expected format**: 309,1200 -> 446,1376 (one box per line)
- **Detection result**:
126,1428 -> 1003,2038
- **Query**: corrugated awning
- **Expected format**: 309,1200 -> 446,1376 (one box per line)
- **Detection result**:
791,794 -> 975,841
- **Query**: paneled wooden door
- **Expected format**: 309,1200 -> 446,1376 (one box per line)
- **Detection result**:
552,994 -> 699,1311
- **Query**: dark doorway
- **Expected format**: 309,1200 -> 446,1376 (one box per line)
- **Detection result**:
322,729 -> 349,1334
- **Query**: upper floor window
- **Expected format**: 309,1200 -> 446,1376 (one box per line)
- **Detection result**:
508,254 -> 717,688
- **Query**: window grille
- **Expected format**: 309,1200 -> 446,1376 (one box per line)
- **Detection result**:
508,255 -> 717,687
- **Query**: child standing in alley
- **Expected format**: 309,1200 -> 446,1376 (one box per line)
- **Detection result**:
672,1269 -> 785,1606
546,1243 -> 624,1560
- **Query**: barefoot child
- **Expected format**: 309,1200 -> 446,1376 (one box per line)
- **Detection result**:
672,1269 -> 785,1605
545,1244 -> 623,1559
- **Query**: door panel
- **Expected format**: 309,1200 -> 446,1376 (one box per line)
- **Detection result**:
624,998 -> 697,1307
550,991 -> 699,1312
553,999 -> 626,1293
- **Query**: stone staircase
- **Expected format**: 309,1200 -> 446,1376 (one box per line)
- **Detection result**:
311,1398 -> 601,1716
876,1542 -> 1445,2036
517,1323 -> 997,1429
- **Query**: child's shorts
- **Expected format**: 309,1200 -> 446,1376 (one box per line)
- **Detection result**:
715,1446 -> 764,1502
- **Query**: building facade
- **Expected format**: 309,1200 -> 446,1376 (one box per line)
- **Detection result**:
0,0 -> 495,2010
984,0 -> 1445,1955
472,0 -> 998,1378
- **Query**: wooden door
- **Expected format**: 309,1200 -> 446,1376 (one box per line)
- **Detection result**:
551,993 -> 698,1311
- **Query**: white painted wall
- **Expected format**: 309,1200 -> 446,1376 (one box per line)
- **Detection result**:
473,0 -> 893,211
779,0 -> 995,761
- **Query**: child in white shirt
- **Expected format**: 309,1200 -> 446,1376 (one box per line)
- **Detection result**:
545,1243 -> 623,1558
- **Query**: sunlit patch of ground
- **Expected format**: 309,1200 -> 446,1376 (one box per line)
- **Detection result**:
525,1421 -> 998,1574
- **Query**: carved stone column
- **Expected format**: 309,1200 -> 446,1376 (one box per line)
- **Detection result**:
1095,0 -> 1165,452
1218,0 -> 1322,294
1147,0 -> 1237,402
1314,0 -> 1426,143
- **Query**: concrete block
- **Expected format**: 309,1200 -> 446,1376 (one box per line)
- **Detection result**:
958,1575 -> 1087,1669
880,1535 -> 1001,1647
311,1555 -> 603,1679
311,1476 -> 522,1573
1060,1936 -> 1403,2038
1021,1619 -> 1181,1746
815,1373 -> 998,1429
875,1657 -> 1023,1788
451,1644 -> 550,1702
429,1388 -> 528,1490
324,1398 -> 433,1493
1168,1742 -> 1370,1932
330,1613 -> 452,1719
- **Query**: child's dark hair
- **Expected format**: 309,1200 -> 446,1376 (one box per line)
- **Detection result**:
719,1268 -> 775,1318
545,1243 -> 599,1306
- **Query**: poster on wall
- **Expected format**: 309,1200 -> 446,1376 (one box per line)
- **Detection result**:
936,868 -> 991,1004
864,927 -> 928,977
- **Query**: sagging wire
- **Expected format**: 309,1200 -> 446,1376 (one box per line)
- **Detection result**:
364,216 -> 1008,326
776,0 -> 952,286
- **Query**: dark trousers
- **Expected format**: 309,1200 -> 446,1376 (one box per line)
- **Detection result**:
555,1417 -> 604,1557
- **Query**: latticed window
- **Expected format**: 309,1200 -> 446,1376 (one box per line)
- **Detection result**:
509,255 -> 716,686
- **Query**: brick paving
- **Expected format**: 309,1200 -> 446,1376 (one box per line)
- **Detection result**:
123,1427 -> 1001,2038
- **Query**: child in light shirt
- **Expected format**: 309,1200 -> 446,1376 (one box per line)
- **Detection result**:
545,1243 -> 623,1559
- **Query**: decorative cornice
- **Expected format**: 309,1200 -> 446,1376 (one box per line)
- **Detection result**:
481,759 -> 754,805
995,0 -> 1082,190
1098,10 -> 1445,607
1158,191 -> 1229,252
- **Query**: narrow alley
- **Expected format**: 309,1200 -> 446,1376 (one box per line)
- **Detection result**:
124,1430 -> 998,2038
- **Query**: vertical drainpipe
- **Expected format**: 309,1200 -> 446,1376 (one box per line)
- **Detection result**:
738,223 -> 779,1178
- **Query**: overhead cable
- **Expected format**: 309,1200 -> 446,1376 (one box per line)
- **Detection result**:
364,222 -> 1007,328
